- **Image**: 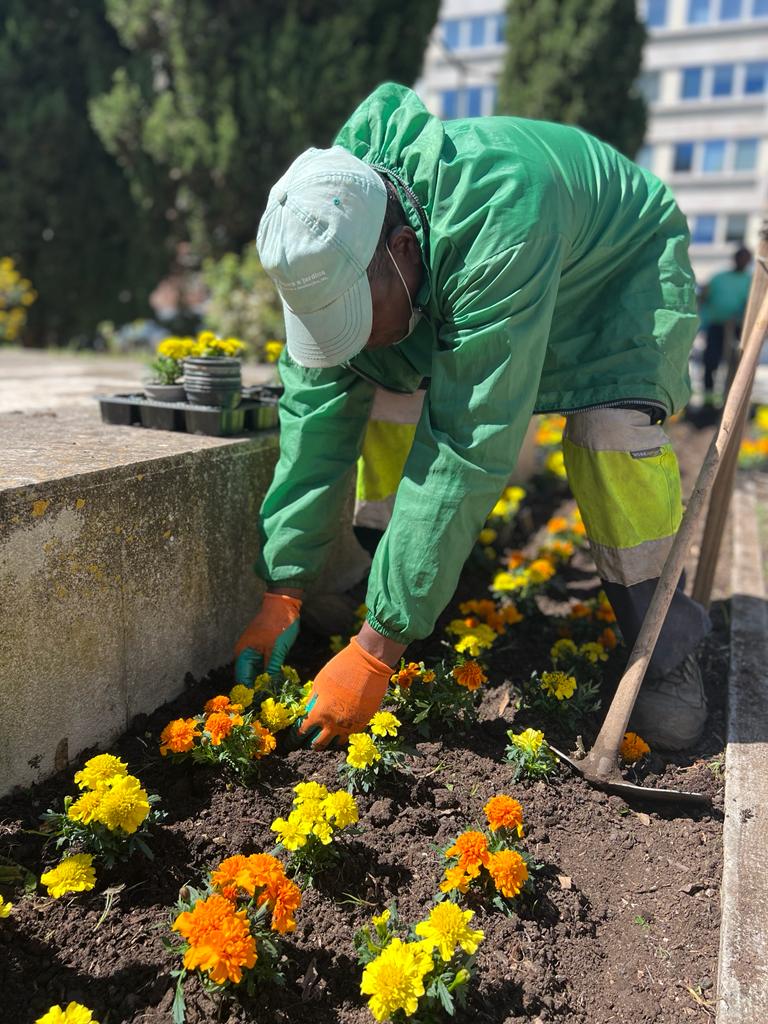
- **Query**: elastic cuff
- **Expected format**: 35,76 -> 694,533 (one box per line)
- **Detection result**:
365,611 -> 417,645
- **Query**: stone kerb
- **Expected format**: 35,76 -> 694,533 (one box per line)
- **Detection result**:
0,414 -> 281,796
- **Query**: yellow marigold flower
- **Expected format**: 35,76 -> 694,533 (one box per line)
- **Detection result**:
292,798 -> 325,827
294,781 -> 329,804
253,672 -> 271,691
159,717 -> 201,755
157,337 -> 194,361
492,570 -> 526,592
415,902 -> 484,962
0,894 -> 12,918
67,790 -> 103,825
323,791 -> 359,828
454,623 -> 496,656
550,637 -> 578,661
271,814 -> 311,851
620,732 -> 651,763
34,1003 -> 99,1024
281,664 -> 300,685
310,819 -> 333,844
92,775 -> 150,834
229,684 -> 254,709
371,908 -> 391,927
369,711 -> 401,737
599,627 -> 618,650
452,660 -> 488,691
174,893 -> 257,985
439,866 -> 471,894
484,794 -> 524,837
478,527 -> 497,545
360,938 -> 433,1022
74,754 -> 128,791
41,854 -> 96,898
264,339 -> 284,362
487,849 -> 529,898
347,733 -> 381,769
509,728 -> 544,756
579,641 -> 608,664
445,830 -> 490,878
540,671 -> 577,701
259,697 -> 295,733
528,557 -> 556,583
545,450 -> 567,478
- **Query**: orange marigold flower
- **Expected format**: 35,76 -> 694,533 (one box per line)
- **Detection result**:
528,558 -> 556,583
487,849 -> 529,899
211,855 -> 259,895
599,628 -> 618,650
568,601 -> 592,620
572,520 -> 587,536
391,662 -> 423,689
595,591 -> 617,622
439,866 -> 472,894
619,732 -> 651,763
159,717 -> 201,755
205,710 -> 243,745
204,695 -> 238,714
270,877 -> 302,934
506,550 -> 526,570
484,794 -> 524,837
502,603 -> 523,625
445,831 -> 490,878
547,539 -> 575,560
452,661 -> 488,691
176,895 -> 257,985
546,516 -> 568,533
251,721 -> 276,758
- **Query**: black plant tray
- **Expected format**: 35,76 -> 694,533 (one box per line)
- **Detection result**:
95,387 -> 280,437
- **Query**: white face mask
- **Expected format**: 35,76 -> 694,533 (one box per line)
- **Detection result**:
387,244 -> 422,343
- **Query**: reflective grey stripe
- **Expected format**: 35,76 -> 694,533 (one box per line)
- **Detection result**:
354,496 -> 395,531
589,534 -> 675,587
564,407 -> 670,452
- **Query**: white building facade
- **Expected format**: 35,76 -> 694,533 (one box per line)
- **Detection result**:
417,0 -> 768,281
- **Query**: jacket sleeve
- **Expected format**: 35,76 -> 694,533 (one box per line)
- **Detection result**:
365,232 -> 566,643
256,350 -> 375,587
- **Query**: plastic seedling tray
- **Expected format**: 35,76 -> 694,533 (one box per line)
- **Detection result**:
95,391 -> 279,438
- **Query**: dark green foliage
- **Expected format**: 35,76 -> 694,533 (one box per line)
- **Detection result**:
496,0 -> 647,157
0,1 -> 168,344
91,0 -> 440,257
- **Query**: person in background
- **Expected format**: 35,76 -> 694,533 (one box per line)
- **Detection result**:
698,246 -> 752,412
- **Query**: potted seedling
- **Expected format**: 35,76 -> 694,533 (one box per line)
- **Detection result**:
183,330 -> 247,408
144,337 -> 195,401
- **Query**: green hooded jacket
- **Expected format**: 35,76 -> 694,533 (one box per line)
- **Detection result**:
257,83 -> 698,644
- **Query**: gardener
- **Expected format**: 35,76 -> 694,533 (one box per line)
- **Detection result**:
235,82 -> 711,752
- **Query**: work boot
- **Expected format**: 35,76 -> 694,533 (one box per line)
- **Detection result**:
629,651 -> 708,751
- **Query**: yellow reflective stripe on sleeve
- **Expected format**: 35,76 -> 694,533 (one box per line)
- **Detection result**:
562,437 -> 682,549
356,420 -> 418,503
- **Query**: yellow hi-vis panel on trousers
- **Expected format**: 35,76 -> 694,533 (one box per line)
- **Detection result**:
356,420 -> 418,503
562,437 -> 682,549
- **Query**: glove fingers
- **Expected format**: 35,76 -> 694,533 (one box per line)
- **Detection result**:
309,724 -> 345,750
267,620 -> 301,675
234,648 -> 264,686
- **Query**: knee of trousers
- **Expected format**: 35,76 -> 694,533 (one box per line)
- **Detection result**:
562,408 -> 683,587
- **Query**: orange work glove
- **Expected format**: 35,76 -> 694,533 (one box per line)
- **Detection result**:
234,593 -> 302,684
296,637 -> 393,749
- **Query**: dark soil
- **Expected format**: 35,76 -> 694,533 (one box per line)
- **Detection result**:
0,453 -> 730,1024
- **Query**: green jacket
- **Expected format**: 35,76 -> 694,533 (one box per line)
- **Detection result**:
257,83 -> 698,644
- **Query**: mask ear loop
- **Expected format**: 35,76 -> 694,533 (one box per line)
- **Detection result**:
386,244 -> 414,318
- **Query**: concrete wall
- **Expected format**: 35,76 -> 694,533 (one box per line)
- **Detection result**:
0,427 -> 283,795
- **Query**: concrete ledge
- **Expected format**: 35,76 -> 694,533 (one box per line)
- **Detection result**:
717,474 -> 768,1021
0,410 -> 282,795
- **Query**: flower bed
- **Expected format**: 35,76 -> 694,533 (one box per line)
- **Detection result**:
0,422 -> 727,1024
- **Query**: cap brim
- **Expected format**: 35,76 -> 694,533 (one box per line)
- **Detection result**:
283,272 -> 372,369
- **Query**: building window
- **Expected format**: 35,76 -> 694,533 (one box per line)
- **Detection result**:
681,66 -> 703,98
688,0 -> 711,21
469,16 -> 486,47
733,138 -> 758,170
646,0 -> 668,25
442,19 -> 461,50
441,89 -> 460,119
712,64 -> 734,95
491,14 -> 506,42
635,144 -> 654,170
719,0 -> 742,18
691,215 -> 717,243
674,142 -> 695,171
466,86 -> 484,117
638,71 -> 661,102
725,213 -> 748,242
745,61 -> 768,93
702,139 -> 726,171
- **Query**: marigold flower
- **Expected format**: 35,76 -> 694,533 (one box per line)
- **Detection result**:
492,570 -> 526,592
568,601 -> 592,620
323,790 -> 359,828
347,733 -> 381,769
211,854 -> 282,897
454,623 -> 496,656
371,908 -> 391,927
271,813 -> 311,851
422,669 -> 436,683
415,902 -> 484,962
270,876 -> 301,933
250,721 -> 276,758
451,660 -> 487,691
253,672 -> 271,691
502,603 -> 524,625
540,671 -> 577,701
264,339 -> 285,363
528,557 -> 556,583
550,637 -> 578,661
369,711 -> 401,737
599,627 -> 618,650
73,754 -> 128,791
391,661 -> 422,689
160,717 -> 201,755
439,866 -> 471,894
478,527 -> 497,545
484,794 -> 525,837
595,590 -> 617,622
545,450 -> 567,478
228,684 -> 254,709
579,641 -> 608,664
546,516 -> 568,533
205,710 -> 242,745
310,819 -> 333,844
281,665 -> 300,685
509,728 -> 544,756
0,894 -> 12,918
620,732 -> 651,763
92,774 -> 150,834
67,789 -> 103,825
445,830 -> 490,878
204,694 -> 238,714
157,337 -> 194,361
174,893 -> 257,985
294,781 -> 329,803
360,938 -> 433,1022
34,1003 -> 99,1024
259,697 -> 294,733
487,849 -> 529,898
41,853 -> 96,898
